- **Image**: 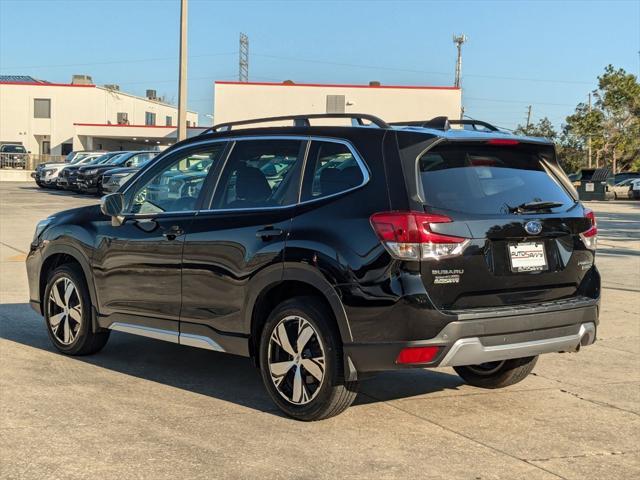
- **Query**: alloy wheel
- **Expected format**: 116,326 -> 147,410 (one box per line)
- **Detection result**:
47,277 -> 82,345
267,315 -> 326,405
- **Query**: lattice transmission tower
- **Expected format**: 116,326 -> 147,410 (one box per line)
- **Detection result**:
239,33 -> 249,82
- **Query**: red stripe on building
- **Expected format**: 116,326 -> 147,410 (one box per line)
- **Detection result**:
214,81 -> 459,90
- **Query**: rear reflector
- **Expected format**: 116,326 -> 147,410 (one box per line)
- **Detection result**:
580,208 -> 598,250
370,211 -> 469,260
396,346 -> 440,364
486,138 -> 519,146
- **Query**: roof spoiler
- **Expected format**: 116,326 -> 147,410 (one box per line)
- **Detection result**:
390,117 -> 501,132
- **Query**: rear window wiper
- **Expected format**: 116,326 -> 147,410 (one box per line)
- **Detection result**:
507,201 -> 563,214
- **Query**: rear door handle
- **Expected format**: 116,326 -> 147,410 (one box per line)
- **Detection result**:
256,227 -> 284,240
163,225 -> 185,240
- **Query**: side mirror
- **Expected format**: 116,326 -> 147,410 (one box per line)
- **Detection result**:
100,193 -> 124,225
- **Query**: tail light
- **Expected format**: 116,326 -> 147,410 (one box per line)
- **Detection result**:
580,208 -> 597,250
370,211 -> 469,261
486,138 -> 519,146
396,346 -> 440,364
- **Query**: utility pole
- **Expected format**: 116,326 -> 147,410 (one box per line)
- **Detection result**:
177,0 -> 188,142
526,105 -> 532,129
453,34 -> 467,88
239,33 -> 249,82
587,92 -> 592,168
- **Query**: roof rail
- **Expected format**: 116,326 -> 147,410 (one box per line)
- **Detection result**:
390,117 -> 501,132
201,113 -> 390,135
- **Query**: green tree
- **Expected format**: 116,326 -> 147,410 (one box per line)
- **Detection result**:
514,117 -> 558,140
564,65 -> 640,172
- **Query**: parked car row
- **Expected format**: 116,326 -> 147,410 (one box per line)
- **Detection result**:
32,150 -> 159,195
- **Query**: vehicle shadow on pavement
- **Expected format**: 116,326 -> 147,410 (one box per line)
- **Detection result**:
0,303 -> 464,414
17,185 -> 98,198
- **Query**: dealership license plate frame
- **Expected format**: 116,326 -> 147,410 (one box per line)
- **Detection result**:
508,241 -> 548,273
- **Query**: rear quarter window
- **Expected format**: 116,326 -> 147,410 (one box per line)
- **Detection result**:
419,143 -> 573,214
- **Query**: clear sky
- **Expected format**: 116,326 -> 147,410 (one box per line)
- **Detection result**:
1,0 -> 638,128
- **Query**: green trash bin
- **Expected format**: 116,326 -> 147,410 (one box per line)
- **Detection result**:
577,167 -> 613,201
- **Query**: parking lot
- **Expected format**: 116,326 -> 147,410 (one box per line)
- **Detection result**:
0,182 -> 638,479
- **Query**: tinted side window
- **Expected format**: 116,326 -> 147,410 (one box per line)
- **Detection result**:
129,145 -> 225,214
301,141 -> 364,201
212,139 -> 303,209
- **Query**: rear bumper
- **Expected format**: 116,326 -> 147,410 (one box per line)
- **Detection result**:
344,298 -> 599,373
438,321 -> 595,367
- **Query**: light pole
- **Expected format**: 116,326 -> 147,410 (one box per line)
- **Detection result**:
453,33 -> 467,88
177,0 -> 188,142
453,34 -> 467,120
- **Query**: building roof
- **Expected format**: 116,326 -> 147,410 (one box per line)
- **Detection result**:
215,80 -> 459,90
0,75 -> 49,84
0,76 -> 197,113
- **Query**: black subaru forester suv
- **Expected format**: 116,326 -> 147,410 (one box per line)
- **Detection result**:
26,114 -> 600,421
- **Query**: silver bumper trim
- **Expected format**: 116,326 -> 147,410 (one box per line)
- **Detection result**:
109,322 -> 179,343
179,333 -> 225,352
108,322 -> 226,352
439,322 -> 596,367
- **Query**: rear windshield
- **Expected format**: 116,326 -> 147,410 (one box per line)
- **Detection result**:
419,143 -> 573,215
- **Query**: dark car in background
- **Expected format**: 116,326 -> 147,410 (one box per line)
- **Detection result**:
0,143 -> 29,168
101,152 -> 159,193
77,151 -> 157,194
57,152 -> 126,191
27,113 -> 600,421
613,171 -> 640,184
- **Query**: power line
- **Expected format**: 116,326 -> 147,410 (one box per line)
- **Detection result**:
250,53 -> 594,85
0,52 -> 237,71
2,50 -> 594,86
465,96 -> 576,107
99,73 -> 238,87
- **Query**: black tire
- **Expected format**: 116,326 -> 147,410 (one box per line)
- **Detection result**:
259,296 -> 359,421
454,356 -> 538,389
43,264 -> 110,356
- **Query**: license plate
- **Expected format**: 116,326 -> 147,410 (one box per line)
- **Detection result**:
508,241 -> 547,272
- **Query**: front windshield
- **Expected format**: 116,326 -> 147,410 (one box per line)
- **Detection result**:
108,153 -> 129,165
71,153 -> 91,164
2,145 -> 26,153
96,153 -> 122,165
77,155 -> 100,165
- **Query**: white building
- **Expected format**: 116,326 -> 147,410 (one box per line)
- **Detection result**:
0,75 -> 201,157
213,81 -> 461,126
